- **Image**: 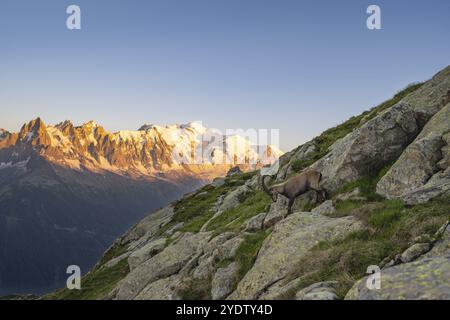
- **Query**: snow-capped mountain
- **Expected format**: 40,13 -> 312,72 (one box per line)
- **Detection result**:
0,118 -> 282,296
0,118 -> 281,178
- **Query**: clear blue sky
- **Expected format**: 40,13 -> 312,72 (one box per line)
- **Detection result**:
1,0 -> 449,151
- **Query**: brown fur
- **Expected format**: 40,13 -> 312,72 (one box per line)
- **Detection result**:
260,170 -> 325,214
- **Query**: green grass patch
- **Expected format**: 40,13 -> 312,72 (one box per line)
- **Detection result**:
97,241 -> 129,266
362,82 -> 423,122
384,197 -> 450,241
285,196 -> 450,299
216,257 -> 234,269
333,162 -> 394,202
178,224 -> 270,299
234,230 -> 271,283
367,200 -> 405,230
290,236 -> 395,299
230,170 -> 258,182
171,171 -> 258,233
333,200 -> 366,217
180,213 -> 215,233
44,258 -> 130,300
173,185 -> 225,223
329,163 -> 395,217
177,276 -> 212,300
206,191 -> 271,234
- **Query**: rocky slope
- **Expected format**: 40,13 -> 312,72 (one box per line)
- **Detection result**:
0,120 -> 280,295
46,65 -> 450,300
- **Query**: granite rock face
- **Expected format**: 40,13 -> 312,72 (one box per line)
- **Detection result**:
345,223 -> 450,300
262,197 -> 289,229
400,243 -> 431,263
312,102 -> 424,193
311,67 -> 450,194
276,141 -> 316,182
296,281 -> 339,300
218,185 -> 252,213
111,232 -> 211,299
245,213 -> 267,232
311,200 -> 336,215
128,238 -> 167,270
211,262 -> 239,300
377,104 -> 450,204
229,212 -> 364,299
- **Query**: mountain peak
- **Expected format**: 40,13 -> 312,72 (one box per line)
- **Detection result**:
82,120 -> 98,128
18,117 -> 51,146
30,117 -> 46,128
180,121 -> 206,134
138,121 -> 206,133
138,123 -> 155,131
19,117 -> 46,134
56,120 -> 73,127
0,128 -> 17,147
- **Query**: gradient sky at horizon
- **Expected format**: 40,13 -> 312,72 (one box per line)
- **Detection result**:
1,0 -> 449,151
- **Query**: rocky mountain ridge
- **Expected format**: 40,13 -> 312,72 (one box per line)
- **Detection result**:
0,119 -> 281,179
47,65 -> 450,300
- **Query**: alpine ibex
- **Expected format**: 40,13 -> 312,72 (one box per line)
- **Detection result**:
260,170 -> 326,215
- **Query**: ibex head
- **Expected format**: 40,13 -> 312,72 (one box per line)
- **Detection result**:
260,175 -> 279,202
